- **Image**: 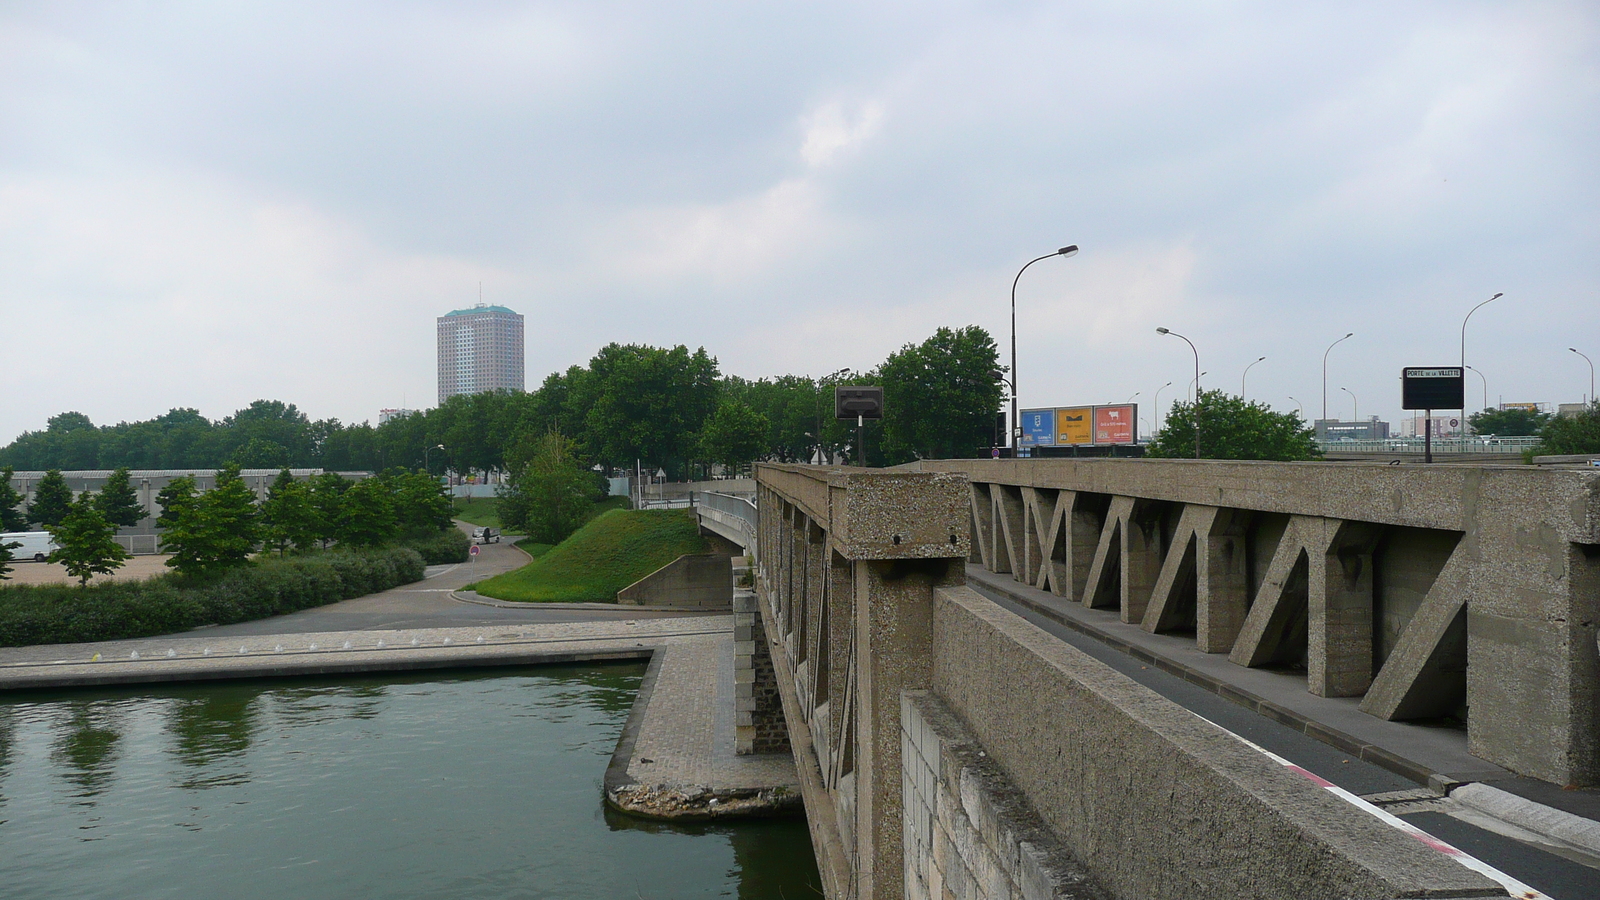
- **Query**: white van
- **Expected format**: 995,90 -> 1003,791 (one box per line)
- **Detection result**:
1,531 -> 58,562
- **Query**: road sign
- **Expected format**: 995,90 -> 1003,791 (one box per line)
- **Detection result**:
835,386 -> 884,419
469,544 -> 480,557
1402,367 -> 1465,410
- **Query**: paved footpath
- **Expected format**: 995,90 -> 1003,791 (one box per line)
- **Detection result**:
968,565 -> 1600,900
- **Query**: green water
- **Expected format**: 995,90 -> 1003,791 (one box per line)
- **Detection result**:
0,665 -> 821,899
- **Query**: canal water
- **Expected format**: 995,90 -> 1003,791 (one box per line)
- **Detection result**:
0,664 -> 821,899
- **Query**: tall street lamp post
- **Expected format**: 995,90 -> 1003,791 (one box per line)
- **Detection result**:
1464,365 -> 1488,414
1152,381 -> 1172,432
1460,292 -> 1503,422
1340,387 -> 1358,422
1242,356 -> 1265,398
1571,348 -> 1595,405
1287,396 -> 1304,418
1156,327 -> 1201,458
424,444 -> 445,475
1010,245 -> 1079,450
1322,333 -> 1353,424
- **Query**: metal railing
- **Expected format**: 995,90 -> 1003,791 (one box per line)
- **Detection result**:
1316,436 -> 1540,454
691,490 -> 759,556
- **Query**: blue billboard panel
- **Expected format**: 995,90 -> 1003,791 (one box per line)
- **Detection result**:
1019,408 -> 1055,446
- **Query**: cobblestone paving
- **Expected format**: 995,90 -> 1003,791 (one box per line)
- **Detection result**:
626,635 -> 798,791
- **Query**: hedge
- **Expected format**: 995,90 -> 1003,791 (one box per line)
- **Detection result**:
0,547 -> 425,648
401,528 -> 470,565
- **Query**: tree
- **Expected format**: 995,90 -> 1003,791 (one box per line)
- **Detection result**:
338,477 -> 397,546
159,465 -> 260,576
877,325 -> 1004,463
1148,390 -> 1320,461
0,535 -> 19,581
308,472 -> 349,548
1468,407 -> 1551,436
48,492 -> 130,586
1,466 -> 27,532
499,430 -> 602,544
260,469 -> 318,556
579,343 -> 721,478
156,476 -> 198,529
1534,401 -> 1600,456
95,467 -> 146,528
392,470 -> 453,533
698,400 -> 770,473
27,469 -> 73,527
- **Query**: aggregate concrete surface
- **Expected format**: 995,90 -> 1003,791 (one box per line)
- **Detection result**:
967,565 -> 1600,900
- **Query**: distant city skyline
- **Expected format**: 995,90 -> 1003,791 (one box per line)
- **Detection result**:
437,303 -> 524,404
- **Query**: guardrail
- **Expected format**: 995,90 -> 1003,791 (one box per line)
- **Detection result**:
1315,436 -> 1540,454
690,490 -> 759,557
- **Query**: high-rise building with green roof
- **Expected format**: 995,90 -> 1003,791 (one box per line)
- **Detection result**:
437,302 -> 524,403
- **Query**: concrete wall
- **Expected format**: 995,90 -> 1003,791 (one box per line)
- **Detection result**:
616,553 -> 732,609
909,458 -> 1600,787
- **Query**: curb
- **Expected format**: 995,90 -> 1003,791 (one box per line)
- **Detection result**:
449,591 -> 726,614
1451,783 -> 1600,858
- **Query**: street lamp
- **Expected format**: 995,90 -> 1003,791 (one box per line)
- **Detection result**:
1156,327 -> 1201,458
1124,391 -> 1140,404
1571,348 -> 1595,405
1322,333 -> 1353,423
1242,356 -> 1266,398
1464,365 -> 1488,414
1152,381 -> 1172,432
424,443 -> 445,473
1461,292 -> 1503,421
1010,245 -> 1079,449
1287,396 -> 1304,418
1340,387 -> 1358,422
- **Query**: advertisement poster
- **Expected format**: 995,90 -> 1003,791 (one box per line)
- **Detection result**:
1019,409 -> 1055,446
1094,405 -> 1136,444
1055,407 -> 1092,445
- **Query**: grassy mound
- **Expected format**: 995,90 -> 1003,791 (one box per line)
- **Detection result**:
452,497 -> 502,528
471,508 -> 708,603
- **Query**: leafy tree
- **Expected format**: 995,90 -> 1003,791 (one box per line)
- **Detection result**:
392,470 -> 453,533
1,466 -> 27,532
878,325 -> 1004,463
308,472 -> 350,548
95,467 -> 146,528
1148,390 -> 1320,461
338,477 -> 397,546
499,430 -> 603,544
1535,401 -> 1600,456
0,535 -> 19,581
698,399 -> 770,473
1468,407 -> 1551,436
48,492 -> 130,586
160,465 -> 261,576
27,470 -> 74,527
261,469 -> 319,556
155,476 -> 198,529
579,343 -> 721,478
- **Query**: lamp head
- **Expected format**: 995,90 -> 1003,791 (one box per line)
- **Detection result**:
1490,292 -> 1503,301
1155,327 -> 1170,335
1058,245 -> 1079,257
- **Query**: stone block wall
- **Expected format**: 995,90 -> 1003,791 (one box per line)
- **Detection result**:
902,691 -> 1106,900
734,589 -> 789,755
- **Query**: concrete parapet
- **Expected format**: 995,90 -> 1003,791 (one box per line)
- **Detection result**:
931,583 -> 1506,900
910,457 -> 1600,788
617,553 -> 733,609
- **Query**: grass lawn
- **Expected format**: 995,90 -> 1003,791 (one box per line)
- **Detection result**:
452,497 -> 501,528
471,508 -> 708,603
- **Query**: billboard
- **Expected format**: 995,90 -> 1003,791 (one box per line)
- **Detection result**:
1055,407 -> 1092,445
1019,409 -> 1055,446
1094,405 -> 1137,444
1401,367 -> 1464,410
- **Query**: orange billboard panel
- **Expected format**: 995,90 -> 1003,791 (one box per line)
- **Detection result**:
1055,407 -> 1092,445
1094,405 -> 1136,444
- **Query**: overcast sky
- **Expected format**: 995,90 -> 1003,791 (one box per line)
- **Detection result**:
3,1 -> 1596,444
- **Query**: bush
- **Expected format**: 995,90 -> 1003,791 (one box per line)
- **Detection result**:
400,528 -> 470,564
0,546 -> 425,647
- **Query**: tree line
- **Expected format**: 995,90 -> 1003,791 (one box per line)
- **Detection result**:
0,465 -> 455,585
0,326 -> 1005,480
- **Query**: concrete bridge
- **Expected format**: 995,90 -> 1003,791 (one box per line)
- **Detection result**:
728,459 -> 1600,900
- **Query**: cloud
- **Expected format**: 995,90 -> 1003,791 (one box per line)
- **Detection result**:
800,100 -> 884,168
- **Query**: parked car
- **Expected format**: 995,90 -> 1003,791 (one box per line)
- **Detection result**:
471,527 -> 500,545
1,531 -> 59,562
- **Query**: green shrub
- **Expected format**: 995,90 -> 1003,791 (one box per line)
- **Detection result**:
0,546 -> 425,647
401,528 -> 470,564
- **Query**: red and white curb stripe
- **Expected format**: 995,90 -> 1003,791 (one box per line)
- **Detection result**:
1193,713 -> 1548,900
